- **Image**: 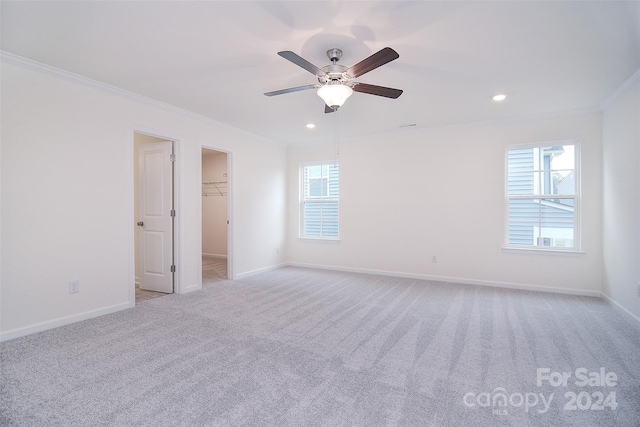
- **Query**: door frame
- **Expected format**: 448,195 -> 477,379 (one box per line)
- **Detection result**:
200,143 -> 234,282
130,127 -> 185,305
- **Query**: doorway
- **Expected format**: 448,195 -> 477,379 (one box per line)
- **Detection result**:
202,147 -> 230,285
134,132 -> 176,303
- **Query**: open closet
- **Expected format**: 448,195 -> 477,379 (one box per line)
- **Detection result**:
202,148 -> 229,283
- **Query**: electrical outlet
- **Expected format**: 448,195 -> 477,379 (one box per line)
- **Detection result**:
431,255 -> 438,263
69,280 -> 79,294
276,246 -> 280,255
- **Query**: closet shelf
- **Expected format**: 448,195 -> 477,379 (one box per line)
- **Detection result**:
202,181 -> 227,197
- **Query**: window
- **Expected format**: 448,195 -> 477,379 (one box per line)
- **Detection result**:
506,141 -> 579,250
301,162 -> 339,238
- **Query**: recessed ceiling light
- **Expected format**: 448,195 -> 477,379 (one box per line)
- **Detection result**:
306,123 -> 316,129
492,94 -> 507,102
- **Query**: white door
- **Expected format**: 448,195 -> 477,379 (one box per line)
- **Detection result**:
138,140 -> 174,293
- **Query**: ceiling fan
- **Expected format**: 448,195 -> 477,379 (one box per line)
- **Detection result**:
264,47 -> 403,113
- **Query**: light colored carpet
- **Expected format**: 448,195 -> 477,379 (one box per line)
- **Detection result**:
1,267 -> 639,426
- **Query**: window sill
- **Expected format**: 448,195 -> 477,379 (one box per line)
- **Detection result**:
502,247 -> 585,256
297,237 -> 341,243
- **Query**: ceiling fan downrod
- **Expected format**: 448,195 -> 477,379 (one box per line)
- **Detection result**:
327,48 -> 343,64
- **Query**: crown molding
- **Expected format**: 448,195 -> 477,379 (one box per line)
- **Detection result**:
599,67 -> 640,111
289,106 -> 601,147
4,49 -> 622,147
0,50 -> 281,146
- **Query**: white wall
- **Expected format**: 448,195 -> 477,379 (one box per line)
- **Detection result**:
287,113 -> 603,295
602,81 -> 640,319
202,149 -> 228,257
0,60 -> 286,339
2,53 -> 633,340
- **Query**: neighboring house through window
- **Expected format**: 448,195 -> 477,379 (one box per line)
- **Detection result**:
506,141 -> 580,250
301,162 -> 339,238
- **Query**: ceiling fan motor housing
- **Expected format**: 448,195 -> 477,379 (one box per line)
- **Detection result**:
319,64 -> 349,84
316,49 -> 349,84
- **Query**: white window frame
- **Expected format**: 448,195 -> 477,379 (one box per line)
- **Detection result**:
299,161 -> 340,240
504,140 -> 582,253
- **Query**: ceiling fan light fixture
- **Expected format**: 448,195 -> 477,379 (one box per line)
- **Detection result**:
317,83 -> 353,108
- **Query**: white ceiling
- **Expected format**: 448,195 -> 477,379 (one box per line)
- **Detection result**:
2,1 -> 639,144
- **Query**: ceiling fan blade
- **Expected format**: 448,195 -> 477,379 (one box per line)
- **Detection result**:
324,104 -> 337,114
352,83 -> 403,99
278,51 -> 326,77
264,84 -> 319,97
346,47 -> 399,78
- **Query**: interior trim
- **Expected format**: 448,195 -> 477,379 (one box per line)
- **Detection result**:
1,50 -> 607,145
285,262 -> 602,298
0,50 -> 277,145
0,302 -> 132,342
599,67 -> 640,111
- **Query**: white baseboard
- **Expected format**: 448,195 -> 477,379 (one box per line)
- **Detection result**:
0,301 -> 133,342
203,253 -> 227,259
600,292 -> 640,324
285,262 -> 602,298
3,263 -> 617,343
235,263 -> 287,280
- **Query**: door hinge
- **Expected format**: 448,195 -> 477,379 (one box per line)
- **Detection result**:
170,154 -> 176,162
170,209 -> 176,217
170,265 -> 176,273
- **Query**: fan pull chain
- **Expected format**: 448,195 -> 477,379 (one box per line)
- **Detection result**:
334,107 -> 340,166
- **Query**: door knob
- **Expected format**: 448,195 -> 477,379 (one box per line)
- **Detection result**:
137,221 -> 144,226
